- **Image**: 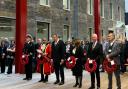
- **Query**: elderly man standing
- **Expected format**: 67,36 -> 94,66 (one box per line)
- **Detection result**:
104,33 -> 121,89
87,34 -> 103,89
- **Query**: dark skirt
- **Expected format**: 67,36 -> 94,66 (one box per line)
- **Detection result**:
72,60 -> 83,76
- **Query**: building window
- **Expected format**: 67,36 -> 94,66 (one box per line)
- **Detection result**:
0,18 -> 14,38
87,0 -> 93,15
37,22 -> 50,40
100,0 -> 104,17
40,0 -> 49,6
63,0 -> 70,10
63,25 -> 69,42
110,3 -> 113,20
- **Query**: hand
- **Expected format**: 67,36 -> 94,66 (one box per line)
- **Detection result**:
106,55 -> 111,61
2,55 -> 4,59
87,58 -> 90,60
127,58 -> 128,63
75,58 -> 78,61
2,53 -> 5,56
60,59 -> 64,65
106,55 -> 109,59
51,59 -> 53,63
107,58 -> 111,62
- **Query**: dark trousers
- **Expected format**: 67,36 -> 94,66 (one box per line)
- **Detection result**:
7,58 -> 14,74
54,61 -> 64,82
25,57 -> 32,79
90,64 -> 100,87
120,59 -> 126,73
108,66 -> 121,89
0,58 -> 5,73
74,76 -> 82,86
40,64 -> 48,81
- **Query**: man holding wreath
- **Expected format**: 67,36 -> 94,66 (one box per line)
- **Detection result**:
87,34 -> 103,89
104,33 -> 121,89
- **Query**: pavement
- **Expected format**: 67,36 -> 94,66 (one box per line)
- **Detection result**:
0,66 -> 128,89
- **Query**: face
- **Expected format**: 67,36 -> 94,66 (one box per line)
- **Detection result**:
92,34 -> 98,42
52,35 -> 58,42
42,38 -> 47,44
107,33 -> 114,42
26,37 -> 31,42
11,41 -> 15,45
37,39 -> 42,44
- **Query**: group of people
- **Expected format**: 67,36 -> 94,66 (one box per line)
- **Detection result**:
0,38 -> 15,74
0,32 -> 128,89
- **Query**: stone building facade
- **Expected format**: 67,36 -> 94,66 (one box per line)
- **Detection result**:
0,0 -> 125,42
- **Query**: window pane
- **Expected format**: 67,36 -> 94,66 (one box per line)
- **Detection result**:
37,22 -> 49,40
46,0 -> 49,5
40,0 -> 49,5
63,25 -> 69,42
63,0 -> 70,10
63,0 -> 67,9
110,3 -> 113,19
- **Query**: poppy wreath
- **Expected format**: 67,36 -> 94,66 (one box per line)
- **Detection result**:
85,59 -> 97,73
21,54 -> 29,65
66,56 -> 76,69
103,59 -> 117,74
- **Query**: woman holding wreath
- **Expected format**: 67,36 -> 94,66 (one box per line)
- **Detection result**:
71,39 -> 84,88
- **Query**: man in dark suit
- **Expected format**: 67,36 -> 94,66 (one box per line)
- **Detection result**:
51,34 -> 65,85
87,34 -> 103,89
104,33 -> 121,89
23,34 -> 35,80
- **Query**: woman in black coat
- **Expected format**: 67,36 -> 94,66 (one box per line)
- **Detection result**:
71,39 -> 84,88
0,40 -> 7,73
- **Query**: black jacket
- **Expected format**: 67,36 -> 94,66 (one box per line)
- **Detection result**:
23,42 -> 35,57
87,42 -> 103,64
51,40 -> 65,61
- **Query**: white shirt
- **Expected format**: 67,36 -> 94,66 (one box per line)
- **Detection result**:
92,41 -> 97,49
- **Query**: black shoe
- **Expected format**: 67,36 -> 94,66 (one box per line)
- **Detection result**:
117,88 -> 121,89
7,72 -> 12,74
27,78 -> 32,80
73,83 -> 79,87
88,86 -> 95,89
43,79 -> 48,83
97,87 -> 100,89
78,84 -> 82,88
59,82 -> 64,85
54,81 -> 60,84
23,78 -> 27,80
38,80 -> 44,82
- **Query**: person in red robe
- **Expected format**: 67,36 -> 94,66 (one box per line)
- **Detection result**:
37,38 -> 52,83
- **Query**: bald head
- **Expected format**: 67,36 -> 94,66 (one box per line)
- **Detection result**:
92,34 -> 98,42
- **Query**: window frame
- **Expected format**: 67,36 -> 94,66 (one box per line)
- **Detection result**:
100,0 -> 104,18
39,0 -> 50,6
87,0 -> 93,15
63,0 -> 70,11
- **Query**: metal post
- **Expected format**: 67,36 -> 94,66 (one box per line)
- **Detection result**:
15,0 -> 27,73
94,0 -> 100,40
